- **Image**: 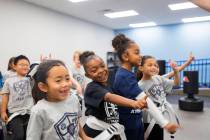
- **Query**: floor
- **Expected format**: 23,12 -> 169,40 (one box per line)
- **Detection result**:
164,95 -> 210,140
81,94 -> 210,140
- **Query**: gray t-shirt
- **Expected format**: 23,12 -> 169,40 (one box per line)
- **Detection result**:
139,75 -> 174,104
1,75 -> 34,115
139,75 -> 174,123
71,66 -> 86,91
27,93 -> 82,140
3,70 -> 16,83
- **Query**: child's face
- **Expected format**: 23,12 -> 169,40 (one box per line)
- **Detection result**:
9,62 -> 15,71
42,65 -> 72,102
73,53 -> 81,68
14,59 -> 30,76
85,57 -> 108,84
141,58 -> 158,77
124,43 -> 141,67
154,64 -> 160,75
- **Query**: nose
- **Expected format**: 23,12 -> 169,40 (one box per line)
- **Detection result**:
62,80 -> 71,88
97,68 -> 104,76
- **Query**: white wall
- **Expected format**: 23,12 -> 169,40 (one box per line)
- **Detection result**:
0,0 -> 114,73
115,22 -> 210,61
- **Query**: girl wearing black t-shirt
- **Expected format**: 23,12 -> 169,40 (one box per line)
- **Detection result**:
79,51 -> 148,139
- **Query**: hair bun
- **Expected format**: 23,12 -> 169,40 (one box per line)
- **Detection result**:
112,34 -> 130,51
79,51 -> 95,65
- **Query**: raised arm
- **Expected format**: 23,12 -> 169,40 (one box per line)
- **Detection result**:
165,53 -> 194,79
170,61 -> 180,86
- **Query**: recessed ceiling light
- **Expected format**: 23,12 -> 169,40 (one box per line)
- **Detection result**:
68,0 -> 88,3
182,16 -> 210,23
129,22 -> 157,28
168,2 -> 198,10
104,10 -> 139,19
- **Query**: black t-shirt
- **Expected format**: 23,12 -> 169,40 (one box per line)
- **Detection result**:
84,81 -> 119,124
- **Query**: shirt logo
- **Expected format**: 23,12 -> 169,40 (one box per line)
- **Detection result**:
54,113 -> 78,140
13,79 -> 30,96
104,102 -> 119,123
148,84 -> 165,102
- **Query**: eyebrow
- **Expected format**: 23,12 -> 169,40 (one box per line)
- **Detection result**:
54,74 -> 70,78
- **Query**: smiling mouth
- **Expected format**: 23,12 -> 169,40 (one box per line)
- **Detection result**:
98,72 -> 108,82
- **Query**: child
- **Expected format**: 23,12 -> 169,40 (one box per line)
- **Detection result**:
1,55 -> 34,140
138,55 -> 180,140
26,60 -> 90,140
79,51 -> 147,139
112,34 -> 178,140
72,51 -> 87,94
3,56 -> 16,82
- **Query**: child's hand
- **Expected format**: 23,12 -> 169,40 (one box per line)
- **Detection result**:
164,122 -> 180,134
169,60 -> 178,73
1,112 -> 8,122
188,52 -> 195,63
134,95 -> 148,109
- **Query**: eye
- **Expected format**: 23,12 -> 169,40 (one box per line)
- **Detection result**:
66,77 -> 70,81
55,79 -> 61,83
90,68 -> 97,73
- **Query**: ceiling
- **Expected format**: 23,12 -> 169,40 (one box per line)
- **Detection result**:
23,0 -> 210,29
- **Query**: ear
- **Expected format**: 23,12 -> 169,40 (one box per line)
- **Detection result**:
38,82 -> 48,93
138,66 -> 144,72
122,52 -> 129,62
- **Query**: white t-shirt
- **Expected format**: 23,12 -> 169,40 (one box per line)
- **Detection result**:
1,75 -> 34,116
27,93 -> 82,140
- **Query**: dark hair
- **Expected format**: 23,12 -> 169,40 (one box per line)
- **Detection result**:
140,55 -> 155,66
7,57 -> 16,71
35,60 -> 66,84
79,51 -> 100,72
14,55 -> 30,65
112,34 -> 135,61
32,60 -> 66,103
136,55 -> 155,81
79,51 -> 95,65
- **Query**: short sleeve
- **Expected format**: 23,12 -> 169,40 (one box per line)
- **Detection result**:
114,74 -> 142,99
1,80 -> 9,94
84,82 -> 109,108
160,76 -> 174,94
26,108 -> 43,140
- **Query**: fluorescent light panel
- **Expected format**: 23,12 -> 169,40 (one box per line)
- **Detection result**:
168,2 -> 198,10
129,22 -> 157,28
182,16 -> 210,23
104,10 -> 138,19
68,0 -> 88,3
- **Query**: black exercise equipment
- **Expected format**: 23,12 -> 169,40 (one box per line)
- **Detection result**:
179,71 -> 204,111
157,60 -> 166,75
